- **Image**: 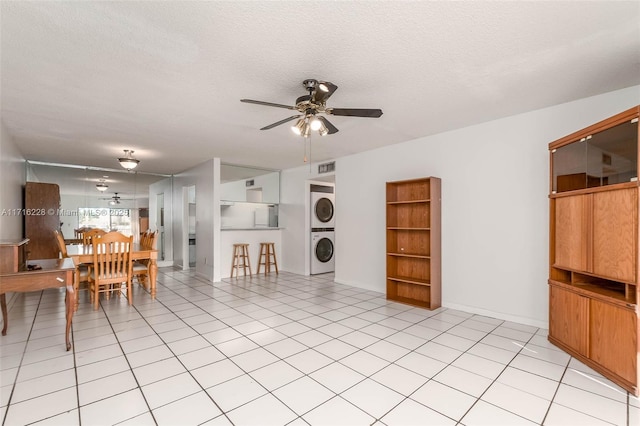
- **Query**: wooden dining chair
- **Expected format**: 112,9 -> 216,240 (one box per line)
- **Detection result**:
82,228 -> 106,245
55,229 -> 90,301
88,231 -> 134,310
53,229 -> 69,258
133,230 -> 157,290
147,231 -> 158,250
74,227 -> 88,239
140,230 -> 151,247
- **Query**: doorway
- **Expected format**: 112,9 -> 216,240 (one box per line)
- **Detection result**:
183,185 -> 196,269
156,193 -> 165,260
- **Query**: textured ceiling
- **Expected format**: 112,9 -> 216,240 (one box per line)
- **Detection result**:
1,1 -> 639,175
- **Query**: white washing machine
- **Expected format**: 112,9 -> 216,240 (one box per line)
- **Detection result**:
311,231 -> 335,274
311,191 -> 335,229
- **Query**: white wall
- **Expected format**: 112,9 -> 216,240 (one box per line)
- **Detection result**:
0,123 -> 25,240
221,171 -> 280,203
172,158 -> 220,281
280,85 -> 639,328
221,203 -> 273,229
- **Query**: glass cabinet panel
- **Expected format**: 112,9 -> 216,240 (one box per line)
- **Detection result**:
553,139 -> 588,192
553,120 -> 638,193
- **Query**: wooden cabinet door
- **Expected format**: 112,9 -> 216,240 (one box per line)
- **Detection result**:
549,285 -> 589,356
25,182 -> 61,259
592,188 -> 637,282
554,195 -> 589,272
589,299 -> 637,385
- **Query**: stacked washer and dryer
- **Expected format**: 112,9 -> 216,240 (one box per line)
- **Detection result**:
310,185 -> 335,274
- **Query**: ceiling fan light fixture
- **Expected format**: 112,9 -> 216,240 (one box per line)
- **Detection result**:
310,117 -> 322,131
241,78 -> 382,143
291,118 -> 305,135
118,150 -> 140,170
318,122 -> 329,136
301,120 -> 311,137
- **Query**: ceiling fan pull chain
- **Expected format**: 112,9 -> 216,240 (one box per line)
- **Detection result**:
308,136 -> 312,172
303,135 -> 308,163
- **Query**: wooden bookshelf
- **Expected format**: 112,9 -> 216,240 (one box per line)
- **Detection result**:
386,177 -> 441,309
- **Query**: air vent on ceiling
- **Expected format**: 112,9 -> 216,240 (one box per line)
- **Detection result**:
246,179 -> 254,187
318,161 -> 335,174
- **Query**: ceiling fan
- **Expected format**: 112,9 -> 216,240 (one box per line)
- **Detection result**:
241,79 -> 383,136
99,192 -> 131,205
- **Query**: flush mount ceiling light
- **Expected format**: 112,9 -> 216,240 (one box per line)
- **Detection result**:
118,150 -> 140,170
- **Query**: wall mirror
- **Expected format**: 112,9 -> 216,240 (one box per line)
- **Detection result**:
220,164 -> 280,204
25,162 -> 170,247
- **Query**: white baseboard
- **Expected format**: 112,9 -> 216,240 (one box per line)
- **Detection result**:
440,301 -> 548,330
333,278 -> 548,330
333,277 -> 384,295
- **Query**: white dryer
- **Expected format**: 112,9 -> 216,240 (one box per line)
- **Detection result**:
311,231 -> 335,274
311,191 -> 335,229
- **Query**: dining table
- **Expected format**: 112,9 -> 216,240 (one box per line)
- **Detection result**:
65,243 -> 158,309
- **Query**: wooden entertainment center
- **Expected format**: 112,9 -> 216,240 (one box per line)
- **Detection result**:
548,106 -> 639,396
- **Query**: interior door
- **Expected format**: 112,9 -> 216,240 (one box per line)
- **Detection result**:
156,193 -> 164,261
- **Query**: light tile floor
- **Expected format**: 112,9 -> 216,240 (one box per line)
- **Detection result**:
1,268 -> 638,425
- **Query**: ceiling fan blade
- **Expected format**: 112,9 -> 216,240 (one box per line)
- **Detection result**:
327,108 -> 383,118
317,116 -> 339,134
241,99 -> 296,110
312,81 -> 338,103
260,115 -> 302,130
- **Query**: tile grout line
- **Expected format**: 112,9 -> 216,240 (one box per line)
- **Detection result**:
4,267 -> 632,425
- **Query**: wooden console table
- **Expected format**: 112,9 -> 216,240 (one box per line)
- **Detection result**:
0,258 -> 76,351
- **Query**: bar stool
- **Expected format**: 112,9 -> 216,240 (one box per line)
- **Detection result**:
231,243 -> 252,278
257,242 -> 278,275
